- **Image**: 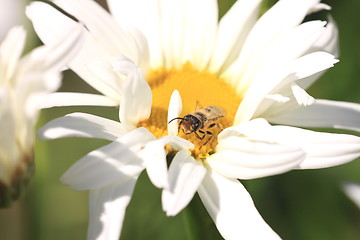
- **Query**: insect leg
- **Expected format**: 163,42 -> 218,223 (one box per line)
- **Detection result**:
203,131 -> 213,145
195,130 -> 206,140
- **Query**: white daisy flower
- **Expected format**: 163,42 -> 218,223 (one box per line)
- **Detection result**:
38,56 -> 193,240
28,0 -> 360,239
0,25 -> 84,206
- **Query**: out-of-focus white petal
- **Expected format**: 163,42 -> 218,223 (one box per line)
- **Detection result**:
107,0 -> 163,69
208,136 -> 305,179
209,0 -> 261,73
116,56 -> 151,127
308,3 -> 331,14
38,112 -> 131,141
53,0 -> 148,70
198,169 -> 281,240
167,90 -> 182,136
40,92 -> 117,109
0,0 -> 22,41
19,24 -> 85,74
88,179 -> 137,240
15,25 -> 85,118
267,99 -> 360,132
0,90 -> 18,186
162,150 -> 206,216
140,136 -> 194,189
26,2 -> 117,99
343,182 -> 360,209
0,26 -> 26,81
60,127 -> 154,190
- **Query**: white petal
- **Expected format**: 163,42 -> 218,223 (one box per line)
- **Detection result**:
140,140 -> 169,189
107,0 -> 163,69
13,27 -> 85,119
162,150 -> 206,216
208,0 -> 262,73
267,99 -> 360,132
125,27 -> 150,76
310,16 -> 339,57
198,169 -> 281,240
291,83 -> 315,106
53,0 -> 147,70
308,3 -> 331,13
223,0 -> 322,92
289,51 -> 338,80
140,136 -> 194,189
117,56 -> 152,126
208,136 -> 305,179
224,118 -> 360,169
0,90 -> 18,185
264,94 -> 290,103
234,51 -> 338,124
20,24 -> 85,74
26,2 -> 79,45
0,26 -> 26,81
40,92 -> 117,109
88,179 -> 137,240
156,0 -> 218,69
167,90 -> 182,136
343,182 -> 360,209
26,2 -> 117,98
61,128 -> 154,190
14,72 -> 61,120
87,60 -> 124,101
38,112 -> 130,141
276,128 -> 360,169
0,0 -> 22,41
158,0 -> 186,68
179,0 -> 218,70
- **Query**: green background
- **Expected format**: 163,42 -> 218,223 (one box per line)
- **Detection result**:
1,0 -> 360,239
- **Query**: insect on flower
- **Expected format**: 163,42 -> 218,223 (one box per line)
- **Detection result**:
169,102 -> 226,145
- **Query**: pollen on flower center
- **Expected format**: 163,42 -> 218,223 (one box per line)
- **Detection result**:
137,63 -> 242,159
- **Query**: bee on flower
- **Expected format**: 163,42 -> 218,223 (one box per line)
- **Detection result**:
27,0 -> 360,239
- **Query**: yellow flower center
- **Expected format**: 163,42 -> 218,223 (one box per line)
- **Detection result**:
138,63 -> 241,159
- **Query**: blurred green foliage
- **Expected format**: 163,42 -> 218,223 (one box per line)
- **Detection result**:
1,0 -> 360,239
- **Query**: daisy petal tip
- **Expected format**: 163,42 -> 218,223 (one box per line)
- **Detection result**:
343,182 -> 360,209
167,90 -> 183,136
